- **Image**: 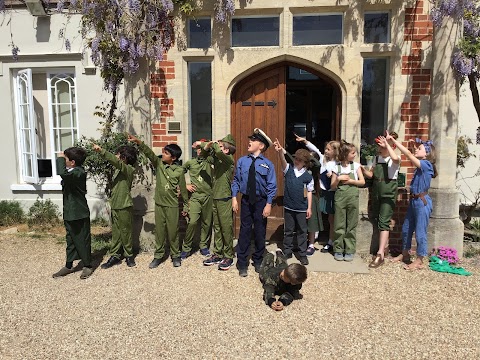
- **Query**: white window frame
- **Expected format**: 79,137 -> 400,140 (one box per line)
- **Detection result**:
47,71 -> 79,182
12,68 -> 79,185
230,15 -> 281,48
292,13 -> 344,46
364,11 -> 391,44
13,69 -> 39,184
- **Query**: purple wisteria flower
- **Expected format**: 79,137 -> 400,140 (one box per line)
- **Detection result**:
119,37 -> 129,52
0,0 -> 6,12
453,50 -> 475,77
11,43 -> 20,61
160,0 -> 174,12
56,0 -> 65,12
65,38 -> 71,52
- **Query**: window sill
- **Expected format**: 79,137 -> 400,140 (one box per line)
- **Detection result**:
10,183 -> 62,191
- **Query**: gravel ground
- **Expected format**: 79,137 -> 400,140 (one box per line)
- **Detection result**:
1,234 -> 480,360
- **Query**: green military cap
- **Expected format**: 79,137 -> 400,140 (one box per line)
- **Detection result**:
220,134 -> 236,146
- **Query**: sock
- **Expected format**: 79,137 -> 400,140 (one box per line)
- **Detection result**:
65,262 -> 73,269
328,239 -> 333,246
308,244 -> 315,248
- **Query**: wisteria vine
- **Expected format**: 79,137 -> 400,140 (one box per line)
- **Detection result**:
431,0 -> 480,120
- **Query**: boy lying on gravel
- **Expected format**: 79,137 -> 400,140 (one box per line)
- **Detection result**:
259,249 -> 307,311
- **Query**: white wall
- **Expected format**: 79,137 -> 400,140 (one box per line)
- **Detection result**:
0,10 -> 120,219
457,80 -> 480,206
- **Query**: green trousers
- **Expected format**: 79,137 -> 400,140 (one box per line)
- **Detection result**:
64,218 -> 91,267
212,198 -> 234,259
333,185 -> 359,254
110,207 -> 133,258
155,204 -> 180,259
182,194 -> 212,253
372,181 -> 398,231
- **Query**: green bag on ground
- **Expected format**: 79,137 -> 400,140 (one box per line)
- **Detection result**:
428,256 -> 472,276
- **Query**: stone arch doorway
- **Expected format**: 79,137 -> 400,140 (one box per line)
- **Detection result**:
231,62 -> 341,237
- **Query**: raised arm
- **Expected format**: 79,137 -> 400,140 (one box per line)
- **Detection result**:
128,134 -> 160,168
386,131 -> 420,168
378,135 -> 399,163
273,138 -> 288,171
56,155 -> 84,183
93,144 -> 131,176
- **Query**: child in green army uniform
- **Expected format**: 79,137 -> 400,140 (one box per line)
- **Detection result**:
181,140 -> 214,259
202,134 -> 236,270
259,249 -> 308,311
128,134 -> 189,268
361,132 -> 400,268
53,147 -> 93,280
92,144 -> 138,268
331,141 -> 365,262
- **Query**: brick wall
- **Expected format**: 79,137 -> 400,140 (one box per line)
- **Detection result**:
389,0 -> 434,250
150,54 -> 178,148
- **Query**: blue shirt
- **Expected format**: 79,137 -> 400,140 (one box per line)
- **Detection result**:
410,159 -> 434,195
231,154 -> 277,204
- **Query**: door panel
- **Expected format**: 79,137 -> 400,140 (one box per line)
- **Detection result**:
231,66 -> 286,219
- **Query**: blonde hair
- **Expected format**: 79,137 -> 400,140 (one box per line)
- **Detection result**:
325,140 -> 340,162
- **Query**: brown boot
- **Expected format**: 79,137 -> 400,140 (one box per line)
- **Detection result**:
52,267 -> 74,278
80,267 -> 93,279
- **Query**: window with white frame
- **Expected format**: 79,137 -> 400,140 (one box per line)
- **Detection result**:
14,69 -> 79,184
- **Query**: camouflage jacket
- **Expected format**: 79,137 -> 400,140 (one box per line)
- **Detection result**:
260,253 -> 302,307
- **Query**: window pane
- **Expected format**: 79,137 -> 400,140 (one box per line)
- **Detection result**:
58,103 -> 72,128
364,13 -> 390,43
25,154 -> 33,177
23,129 -> 31,153
232,17 -> 279,47
57,80 -> 70,103
288,66 -> 319,81
21,105 -> 29,128
188,62 -> 212,157
57,129 -> 74,151
293,15 -> 343,45
361,58 -> 388,145
189,18 -> 211,48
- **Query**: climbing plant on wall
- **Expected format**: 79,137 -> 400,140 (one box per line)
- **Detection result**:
432,0 -> 480,121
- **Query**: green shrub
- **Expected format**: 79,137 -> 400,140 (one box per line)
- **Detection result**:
0,200 -> 25,226
91,217 -> 110,227
91,232 -> 112,252
27,198 -> 61,229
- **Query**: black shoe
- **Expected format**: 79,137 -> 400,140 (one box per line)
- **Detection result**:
239,268 -> 248,277
100,256 -> 121,269
149,258 -> 163,269
321,244 -> 333,253
172,258 -> 181,267
300,257 -> 309,266
284,252 -> 293,259
254,263 -> 262,273
126,257 -> 136,267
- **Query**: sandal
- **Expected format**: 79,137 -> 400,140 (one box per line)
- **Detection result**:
369,254 -> 384,269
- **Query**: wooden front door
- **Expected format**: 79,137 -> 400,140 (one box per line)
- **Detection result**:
231,66 -> 286,221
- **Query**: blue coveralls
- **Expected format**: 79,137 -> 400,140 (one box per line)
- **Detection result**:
232,154 -> 277,269
402,159 -> 434,256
